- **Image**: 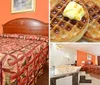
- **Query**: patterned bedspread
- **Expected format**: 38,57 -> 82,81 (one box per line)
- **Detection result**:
82,65 -> 100,74
0,34 -> 49,85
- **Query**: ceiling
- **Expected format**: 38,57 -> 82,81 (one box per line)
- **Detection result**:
63,44 -> 100,56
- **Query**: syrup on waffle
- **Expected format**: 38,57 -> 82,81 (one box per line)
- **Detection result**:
50,0 -> 89,42
83,0 -> 100,41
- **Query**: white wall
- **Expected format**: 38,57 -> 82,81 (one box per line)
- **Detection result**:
50,44 -> 77,67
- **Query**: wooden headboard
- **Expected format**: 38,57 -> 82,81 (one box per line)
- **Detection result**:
2,18 -> 48,36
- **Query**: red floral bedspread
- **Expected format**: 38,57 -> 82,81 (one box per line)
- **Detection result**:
82,65 -> 100,74
0,34 -> 49,85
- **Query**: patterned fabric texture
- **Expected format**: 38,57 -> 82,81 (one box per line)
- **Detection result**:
0,34 -> 49,85
82,65 -> 100,74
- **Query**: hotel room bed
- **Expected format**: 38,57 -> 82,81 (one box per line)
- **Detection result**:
82,65 -> 100,74
81,61 -> 100,75
0,18 -> 49,85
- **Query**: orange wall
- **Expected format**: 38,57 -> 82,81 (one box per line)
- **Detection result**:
0,0 -> 49,34
77,50 -> 96,66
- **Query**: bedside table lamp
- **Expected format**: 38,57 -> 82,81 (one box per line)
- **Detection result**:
81,61 -> 85,66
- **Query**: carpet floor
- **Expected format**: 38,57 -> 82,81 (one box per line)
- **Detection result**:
36,65 -> 49,85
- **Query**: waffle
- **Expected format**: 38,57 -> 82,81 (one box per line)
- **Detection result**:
85,0 -> 100,6
83,0 -> 100,42
50,0 -> 89,42
50,0 -> 59,9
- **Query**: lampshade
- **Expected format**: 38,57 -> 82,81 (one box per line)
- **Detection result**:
82,61 -> 85,64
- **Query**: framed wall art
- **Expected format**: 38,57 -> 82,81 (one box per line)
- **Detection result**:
11,0 -> 36,13
87,54 -> 92,60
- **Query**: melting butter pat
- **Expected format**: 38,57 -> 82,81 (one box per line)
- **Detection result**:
63,1 -> 85,21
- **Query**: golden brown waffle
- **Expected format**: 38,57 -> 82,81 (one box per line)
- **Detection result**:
84,0 -> 100,6
50,0 -> 59,9
50,0 -> 89,42
83,0 -> 100,42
